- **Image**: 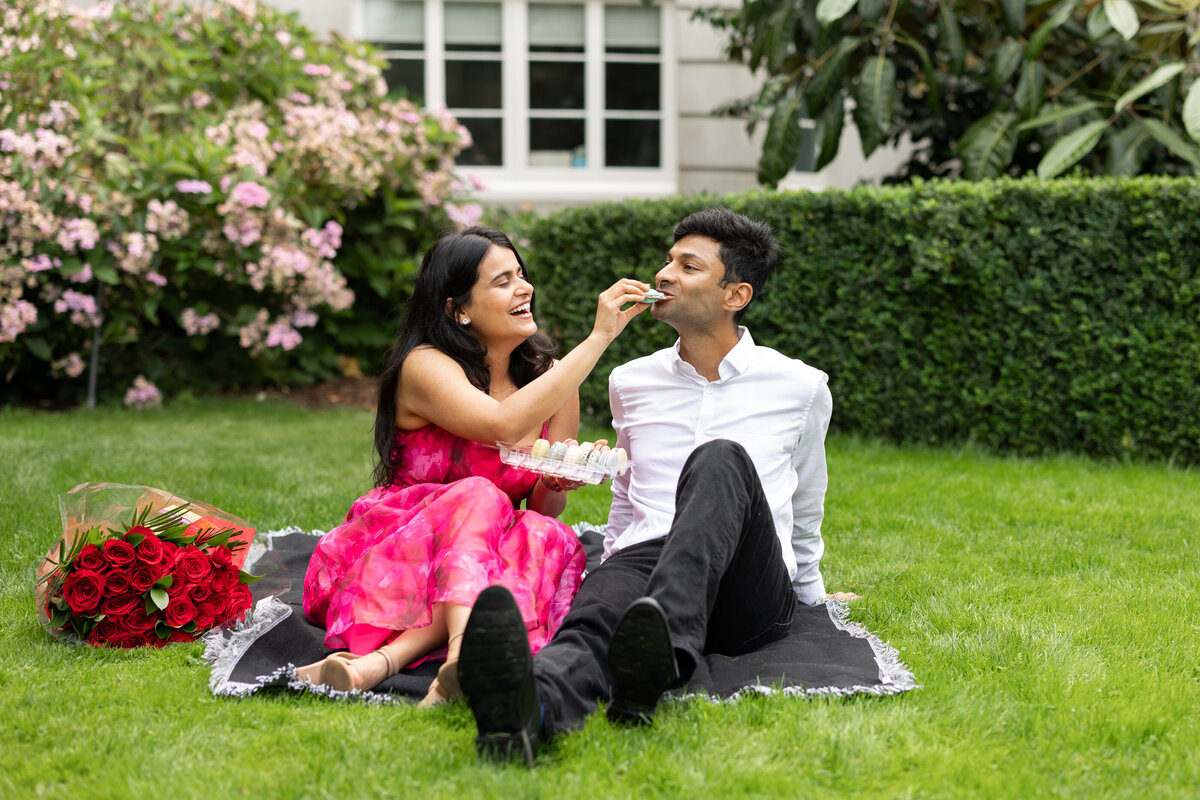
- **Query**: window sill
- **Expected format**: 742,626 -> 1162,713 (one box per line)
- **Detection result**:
466,169 -> 678,207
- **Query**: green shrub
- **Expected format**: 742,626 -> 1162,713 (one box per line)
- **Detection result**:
1,0 -> 480,406
517,177 -> 1200,464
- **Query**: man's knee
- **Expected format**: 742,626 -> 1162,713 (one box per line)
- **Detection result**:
684,439 -> 753,472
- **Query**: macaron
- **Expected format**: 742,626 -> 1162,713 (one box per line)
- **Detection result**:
531,438 -> 551,459
640,289 -> 666,304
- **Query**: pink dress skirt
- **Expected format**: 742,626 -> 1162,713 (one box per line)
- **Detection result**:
302,424 -> 585,655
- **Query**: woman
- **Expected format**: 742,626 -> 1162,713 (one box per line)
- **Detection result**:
299,226 -> 651,704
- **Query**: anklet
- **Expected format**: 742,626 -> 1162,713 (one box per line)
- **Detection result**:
376,648 -> 396,677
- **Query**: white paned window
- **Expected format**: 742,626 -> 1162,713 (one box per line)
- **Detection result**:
364,0 -> 426,102
359,0 -> 676,203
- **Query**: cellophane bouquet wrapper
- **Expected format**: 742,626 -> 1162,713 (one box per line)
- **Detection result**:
36,482 -> 258,648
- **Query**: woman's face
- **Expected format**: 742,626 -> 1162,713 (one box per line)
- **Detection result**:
457,245 -> 537,346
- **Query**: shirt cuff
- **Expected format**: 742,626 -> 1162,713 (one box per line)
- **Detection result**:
792,577 -> 827,606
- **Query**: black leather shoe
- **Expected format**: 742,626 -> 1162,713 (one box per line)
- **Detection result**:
606,596 -> 678,726
458,585 -> 540,765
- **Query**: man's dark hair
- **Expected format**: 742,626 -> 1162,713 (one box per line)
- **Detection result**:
673,208 -> 781,322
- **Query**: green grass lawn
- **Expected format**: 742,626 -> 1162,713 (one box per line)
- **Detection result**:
2,399 -> 1198,798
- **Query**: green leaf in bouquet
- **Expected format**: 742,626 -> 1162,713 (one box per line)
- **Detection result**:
181,621 -> 198,633
196,528 -> 234,548
239,570 -> 265,584
155,621 -> 172,639
155,573 -> 174,589
158,525 -> 191,543
146,503 -> 193,530
49,607 -> 70,629
125,530 -> 146,546
131,504 -> 153,528
149,587 -> 169,611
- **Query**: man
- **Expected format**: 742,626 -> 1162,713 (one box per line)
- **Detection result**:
457,208 -> 833,764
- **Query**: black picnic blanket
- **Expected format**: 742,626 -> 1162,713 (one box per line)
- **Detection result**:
204,529 -> 917,702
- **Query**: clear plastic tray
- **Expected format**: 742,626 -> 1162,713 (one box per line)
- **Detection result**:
495,442 -> 630,485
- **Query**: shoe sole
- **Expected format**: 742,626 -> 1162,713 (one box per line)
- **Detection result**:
458,586 -> 538,765
606,597 -> 677,726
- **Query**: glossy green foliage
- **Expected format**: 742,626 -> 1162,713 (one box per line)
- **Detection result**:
698,0 -> 1200,186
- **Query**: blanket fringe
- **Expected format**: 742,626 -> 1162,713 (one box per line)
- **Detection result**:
681,598 -> 920,704
201,527 -> 323,697
202,595 -> 294,696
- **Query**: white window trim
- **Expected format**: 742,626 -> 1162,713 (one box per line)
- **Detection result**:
354,0 -> 678,205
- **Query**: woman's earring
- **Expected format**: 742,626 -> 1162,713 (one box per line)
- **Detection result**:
460,317 -> 469,325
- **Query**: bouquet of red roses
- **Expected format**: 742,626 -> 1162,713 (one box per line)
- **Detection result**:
36,482 -> 259,648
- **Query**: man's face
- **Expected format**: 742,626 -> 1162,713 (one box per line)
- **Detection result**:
651,234 -> 731,330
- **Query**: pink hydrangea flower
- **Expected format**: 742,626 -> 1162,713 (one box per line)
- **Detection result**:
53,352 -> 87,378
446,202 -> 483,227
25,254 -> 60,273
124,375 -> 162,409
175,179 -> 213,194
265,321 -> 302,350
230,181 -> 270,208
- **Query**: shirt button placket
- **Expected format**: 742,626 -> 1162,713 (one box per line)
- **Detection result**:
696,382 -> 715,445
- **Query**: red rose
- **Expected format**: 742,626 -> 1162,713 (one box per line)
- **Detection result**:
104,569 -> 132,595
125,525 -> 153,540
129,562 -> 163,593
166,629 -> 196,644
194,599 -> 220,630
121,605 -> 158,633
166,574 -> 191,597
61,569 -> 106,615
222,583 -> 252,624
100,594 -> 140,617
164,596 -> 196,628
87,618 -> 122,646
173,546 -> 212,584
134,532 -> 167,566
74,544 -> 105,572
208,546 -> 233,569
189,582 -> 212,604
103,538 -> 136,569
111,631 -> 152,649
207,567 -> 235,594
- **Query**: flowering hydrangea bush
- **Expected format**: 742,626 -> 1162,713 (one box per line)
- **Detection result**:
1,0 -> 481,405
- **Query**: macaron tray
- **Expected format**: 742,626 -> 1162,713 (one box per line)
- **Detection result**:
495,439 -> 631,484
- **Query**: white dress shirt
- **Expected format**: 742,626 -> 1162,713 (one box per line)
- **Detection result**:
606,327 -> 832,605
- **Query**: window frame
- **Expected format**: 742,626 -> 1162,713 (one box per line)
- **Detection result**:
354,0 -> 678,204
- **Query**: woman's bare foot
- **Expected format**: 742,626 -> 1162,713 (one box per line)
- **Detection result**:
826,591 -> 860,602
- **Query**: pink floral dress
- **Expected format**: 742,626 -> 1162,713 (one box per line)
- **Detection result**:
302,424 -> 586,655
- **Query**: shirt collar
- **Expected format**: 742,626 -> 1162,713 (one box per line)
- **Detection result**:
669,326 -> 755,382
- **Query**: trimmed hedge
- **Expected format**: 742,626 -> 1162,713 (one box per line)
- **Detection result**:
517,177 -> 1200,464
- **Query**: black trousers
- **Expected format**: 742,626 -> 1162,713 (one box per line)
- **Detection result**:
533,439 -> 797,738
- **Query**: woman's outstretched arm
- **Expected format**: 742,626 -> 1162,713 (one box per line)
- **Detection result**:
398,278 -> 651,445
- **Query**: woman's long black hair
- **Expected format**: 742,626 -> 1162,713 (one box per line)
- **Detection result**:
371,226 -> 558,487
